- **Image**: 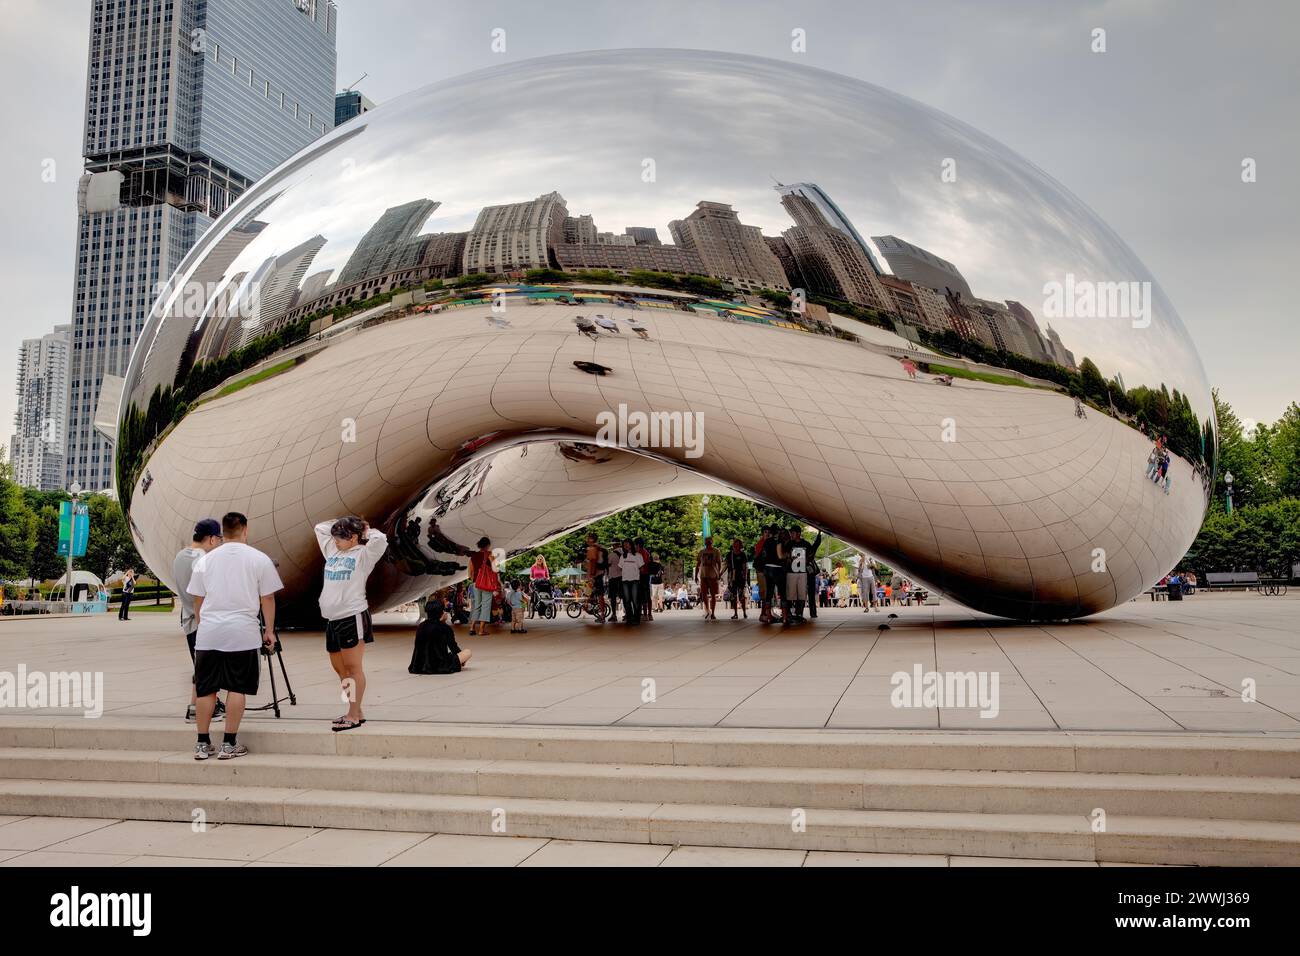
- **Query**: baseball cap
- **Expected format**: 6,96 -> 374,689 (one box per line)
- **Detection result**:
193,518 -> 222,540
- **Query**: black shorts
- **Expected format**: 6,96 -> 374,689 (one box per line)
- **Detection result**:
325,610 -> 374,653
185,631 -> 197,683
592,576 -> 605,592
194,648 -> 260,697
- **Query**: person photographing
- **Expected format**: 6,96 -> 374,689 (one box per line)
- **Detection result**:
315,515 -> 388,732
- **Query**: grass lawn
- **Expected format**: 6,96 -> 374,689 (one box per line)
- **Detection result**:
215,359 -> 297,399
925,363 -> 1045,389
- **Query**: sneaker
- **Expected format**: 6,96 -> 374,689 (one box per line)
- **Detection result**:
185,704 -> 197,723
193,742 -> 215,760
213,699 -> 226,721
217,742 -> 247,760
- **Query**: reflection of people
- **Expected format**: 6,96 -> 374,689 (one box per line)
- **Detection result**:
315,516 -> 388,732
175,518 -> 225,724
187,512 -> 282,761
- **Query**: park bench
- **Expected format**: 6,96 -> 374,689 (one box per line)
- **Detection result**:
1205,572 -> 1261,591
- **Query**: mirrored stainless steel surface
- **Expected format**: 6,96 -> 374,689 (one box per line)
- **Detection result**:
118,50 -> 1214,621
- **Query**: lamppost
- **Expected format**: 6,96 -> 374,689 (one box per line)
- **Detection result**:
1224,471 -> 1234,515
66,482 -> 81,606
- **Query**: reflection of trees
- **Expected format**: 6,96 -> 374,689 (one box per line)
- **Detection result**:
115,311 -> 317,512
914,327 -> 1210,470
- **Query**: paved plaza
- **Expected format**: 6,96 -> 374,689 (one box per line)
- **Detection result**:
0,816 -> 1150,867
2,594 -> 1298,733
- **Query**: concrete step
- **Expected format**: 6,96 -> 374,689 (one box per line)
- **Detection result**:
3,747 -> 1300,823
4,717 -> 1300,777
1,777 -> 1297,865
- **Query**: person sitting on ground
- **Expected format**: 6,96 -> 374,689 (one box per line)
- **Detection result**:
409,600 -> 471,674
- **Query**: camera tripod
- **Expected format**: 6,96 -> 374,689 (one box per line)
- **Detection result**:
248,626 -> 297,718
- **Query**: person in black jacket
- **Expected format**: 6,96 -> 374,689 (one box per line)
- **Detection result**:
117,569 -> 136,621
804,529 -> 823,619
409,601 -> 472,675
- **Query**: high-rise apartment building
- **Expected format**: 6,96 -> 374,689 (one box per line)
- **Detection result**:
9,327 -> 72,491
65,0 -> 337,492
871,234 -> 974,301
668,201 -> 789,293
337,199 -> 439,285
562,214 -> 597,245
625,227 -> 661,246
463,192 -> 569,274
335,88 -> 374,126
779,188 -> 891,311
775,183 -> 883,273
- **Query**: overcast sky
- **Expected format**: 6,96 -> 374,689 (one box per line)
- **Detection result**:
2,0 -> 1297,445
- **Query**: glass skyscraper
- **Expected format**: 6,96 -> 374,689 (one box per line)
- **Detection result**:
65,0 -> 337,492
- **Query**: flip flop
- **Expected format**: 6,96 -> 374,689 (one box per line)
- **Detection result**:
331,718 -> 366,732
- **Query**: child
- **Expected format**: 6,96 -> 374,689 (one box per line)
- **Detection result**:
314,515 -> 388,732
507,579 -> 528,633
409,600 -> 472,674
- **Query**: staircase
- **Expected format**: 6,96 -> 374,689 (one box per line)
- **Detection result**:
2,718 -> 1299,864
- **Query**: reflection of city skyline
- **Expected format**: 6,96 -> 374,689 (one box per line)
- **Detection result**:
238,178 -> 1080,373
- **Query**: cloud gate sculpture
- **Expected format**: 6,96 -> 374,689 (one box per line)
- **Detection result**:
117,50 -> 1214,622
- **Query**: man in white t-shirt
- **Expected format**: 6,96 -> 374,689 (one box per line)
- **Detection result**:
187,512 -> 283,761
617,539 -> 645,624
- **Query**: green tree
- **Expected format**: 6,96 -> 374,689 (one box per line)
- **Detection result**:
29,504 -> 65,582
0,475 -> 36,580
1267,402 -> 1300,499
1211,390 -> 1273,511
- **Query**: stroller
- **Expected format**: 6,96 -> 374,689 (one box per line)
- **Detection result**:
531,578 -> 558,619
